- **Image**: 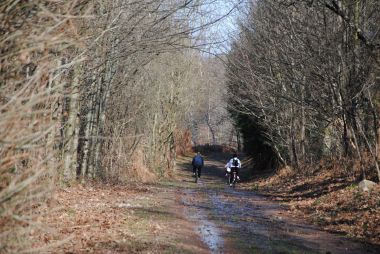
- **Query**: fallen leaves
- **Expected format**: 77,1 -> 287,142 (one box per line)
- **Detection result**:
30,183 -> 154,253
246,164 -> 380,245
29,181 -> 208,253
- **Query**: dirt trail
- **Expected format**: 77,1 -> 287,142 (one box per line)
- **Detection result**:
36,154 -> 380,253
176,153 -> 380,254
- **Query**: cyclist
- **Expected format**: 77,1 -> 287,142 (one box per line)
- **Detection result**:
192,152 -> 204,178
225,153 -> 241,185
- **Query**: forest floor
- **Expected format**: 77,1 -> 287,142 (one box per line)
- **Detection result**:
243,161 -> 380,247
32,153 -> 380,253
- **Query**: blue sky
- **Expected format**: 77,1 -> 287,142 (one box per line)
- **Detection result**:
191,0 -> 247,55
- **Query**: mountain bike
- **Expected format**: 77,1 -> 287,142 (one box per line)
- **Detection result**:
194,166 -> 201,183
227,168 -> 238,188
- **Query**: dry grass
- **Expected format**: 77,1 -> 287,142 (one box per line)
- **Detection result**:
103,141 -> 157,184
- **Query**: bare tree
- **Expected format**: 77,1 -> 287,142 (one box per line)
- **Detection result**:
0,0 -> 239,251
226,0 -> 380,179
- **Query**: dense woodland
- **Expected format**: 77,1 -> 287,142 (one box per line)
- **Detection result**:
0,0 -> 235,251
226,0 -> 380,179
1,0 -> 379,252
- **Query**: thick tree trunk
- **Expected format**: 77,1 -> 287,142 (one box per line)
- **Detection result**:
78,89 -> 95,180
61,60 -> 80,182
63,65 -> 80,182
87,76 -> 102,178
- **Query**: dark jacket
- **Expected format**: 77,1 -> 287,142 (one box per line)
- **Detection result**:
192,155 -> 204,167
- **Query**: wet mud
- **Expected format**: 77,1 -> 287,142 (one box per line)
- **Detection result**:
182,189 -> 224,253
178,153 -> 380,254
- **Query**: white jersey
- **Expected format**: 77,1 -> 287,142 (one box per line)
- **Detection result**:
225,157 -> 241,169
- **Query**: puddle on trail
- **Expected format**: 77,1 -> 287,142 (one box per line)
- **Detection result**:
208,187 -> 380,254
182,189 -> 224,253
179,156 -> 380,254
197,216 -> 223,253
209,189 -> 316,253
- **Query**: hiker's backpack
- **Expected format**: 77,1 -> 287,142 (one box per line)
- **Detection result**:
232,158 -> 239,167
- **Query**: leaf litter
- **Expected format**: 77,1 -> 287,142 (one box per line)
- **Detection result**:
246,164 -> 380,246
30,182 -> 208,253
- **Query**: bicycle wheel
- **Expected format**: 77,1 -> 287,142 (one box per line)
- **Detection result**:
232,172 -> 236,188
228,173 -> 233,186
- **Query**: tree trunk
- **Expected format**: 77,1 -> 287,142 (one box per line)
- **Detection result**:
237,130 -> 241,152
77,72 -> 99,180
290,103 -> 299,168
300,78 -> 306,161
63,64 -> 80,182
87,76 -> 102,178
368,92 -> 380,182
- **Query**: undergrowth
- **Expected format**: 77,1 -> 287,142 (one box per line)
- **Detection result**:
249,158 -> 380,245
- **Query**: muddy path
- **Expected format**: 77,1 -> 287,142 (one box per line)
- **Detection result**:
176,153 -> 380,254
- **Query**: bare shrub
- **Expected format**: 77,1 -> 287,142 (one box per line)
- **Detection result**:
0,1 -> 89,252
175,129 -> 193,156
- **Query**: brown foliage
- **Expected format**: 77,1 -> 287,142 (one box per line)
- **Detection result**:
250,158 -> 380,245
175,129 -> 193,156
30,182 -> 208,253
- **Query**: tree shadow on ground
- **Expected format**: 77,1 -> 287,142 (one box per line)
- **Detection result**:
129,207 -> 182,220
262,177 -> 354,201
96,238 -> 196,254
